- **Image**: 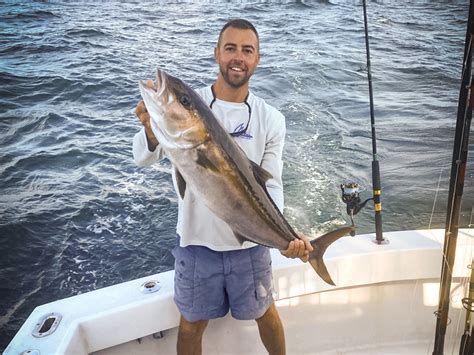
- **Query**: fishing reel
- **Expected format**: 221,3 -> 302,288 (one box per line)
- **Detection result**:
340,182 -> 374,236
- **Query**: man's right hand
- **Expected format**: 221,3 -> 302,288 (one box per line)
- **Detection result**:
135,100 -> 159,152
280,232 -> 313,262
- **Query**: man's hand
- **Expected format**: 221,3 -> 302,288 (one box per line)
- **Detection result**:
135,99 -> 159,152
280,232 -> 313,263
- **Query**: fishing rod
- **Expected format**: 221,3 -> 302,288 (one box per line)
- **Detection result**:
459,259 -> 474,355
432,0 -> 474,353
362,0 -> 384,243
340,0 -> 385,243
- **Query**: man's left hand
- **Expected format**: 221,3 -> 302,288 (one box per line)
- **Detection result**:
280,232 -> 313,263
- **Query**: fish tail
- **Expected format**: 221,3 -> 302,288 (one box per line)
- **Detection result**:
308,226 -> 355,286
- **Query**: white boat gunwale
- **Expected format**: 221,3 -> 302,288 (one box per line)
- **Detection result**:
4,228 -> 473,355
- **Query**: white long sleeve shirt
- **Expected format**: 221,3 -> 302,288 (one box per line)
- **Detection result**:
133,86 -> 286,251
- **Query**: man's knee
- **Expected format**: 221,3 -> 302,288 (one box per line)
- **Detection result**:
255,303 -> 279,325
178,316 -> 209,341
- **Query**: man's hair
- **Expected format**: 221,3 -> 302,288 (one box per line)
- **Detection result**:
217,19 -> 259,48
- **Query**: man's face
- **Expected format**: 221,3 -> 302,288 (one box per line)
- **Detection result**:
214,27 -> 260,89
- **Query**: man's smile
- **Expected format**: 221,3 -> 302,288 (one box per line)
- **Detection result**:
229,65 -> 246,73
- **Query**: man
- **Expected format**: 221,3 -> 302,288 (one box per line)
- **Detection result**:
133,19 -> 313,355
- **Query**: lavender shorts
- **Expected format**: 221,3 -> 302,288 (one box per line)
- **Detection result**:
171,237 -> 274,322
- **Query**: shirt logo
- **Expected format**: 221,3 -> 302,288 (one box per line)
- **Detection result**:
232,123 -> 253,139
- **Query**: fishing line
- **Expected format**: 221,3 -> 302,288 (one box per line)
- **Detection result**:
469,206 -> 473,228
403,279 -> 422,349
428,166 -> 445,230
428,164 -> 456,306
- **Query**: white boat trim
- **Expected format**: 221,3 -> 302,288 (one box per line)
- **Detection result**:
4,229 -> 474,354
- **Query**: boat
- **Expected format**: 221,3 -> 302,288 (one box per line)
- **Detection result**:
4,2 -> 474,354
3,228 -> 474,355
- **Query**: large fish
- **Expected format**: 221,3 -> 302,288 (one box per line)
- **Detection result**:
138,69 -> 354,285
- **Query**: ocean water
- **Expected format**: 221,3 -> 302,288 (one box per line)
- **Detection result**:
0,0 -> 472,349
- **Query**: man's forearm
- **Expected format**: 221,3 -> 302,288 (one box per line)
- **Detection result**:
133,128 -> 164,167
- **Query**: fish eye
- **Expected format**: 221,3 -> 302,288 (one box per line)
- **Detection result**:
179,94 -> 192,108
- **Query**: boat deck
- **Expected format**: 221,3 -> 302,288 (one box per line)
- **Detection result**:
94,277 -> 466,355
5,229 -> 473,355
96,334 -> 462,355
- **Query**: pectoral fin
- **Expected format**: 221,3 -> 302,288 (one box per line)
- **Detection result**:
196,150 -> 220,173
175,168 -> 186,199
233,231 -> 251,245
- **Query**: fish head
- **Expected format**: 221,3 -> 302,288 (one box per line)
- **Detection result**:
139,69 -> 209,149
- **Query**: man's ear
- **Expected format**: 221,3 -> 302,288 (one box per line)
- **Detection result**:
214,47 -> 219,63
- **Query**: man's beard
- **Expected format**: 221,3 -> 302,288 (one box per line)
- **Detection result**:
219,64 -> 253,89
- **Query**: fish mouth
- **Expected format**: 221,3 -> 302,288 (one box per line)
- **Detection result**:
138,69 -> 167,104
137,69 -> 170,145
154,69 -> 167,98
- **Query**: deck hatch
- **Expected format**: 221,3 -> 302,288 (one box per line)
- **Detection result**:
32,312 -> 62,338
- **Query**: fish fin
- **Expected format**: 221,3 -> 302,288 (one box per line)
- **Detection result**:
175,168 -> 186,199
308,226 -> 355,286
309,255 -> 336,286
233,231 -> 251,245
196,150 -> 220,173
250,160 -> 273,187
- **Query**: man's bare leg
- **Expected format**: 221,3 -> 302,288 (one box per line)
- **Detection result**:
177,316 -> 209,355
255,303 -> 285,355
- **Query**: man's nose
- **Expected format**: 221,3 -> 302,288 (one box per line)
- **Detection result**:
233,49 -> 245,61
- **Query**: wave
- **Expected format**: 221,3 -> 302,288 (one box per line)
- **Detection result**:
0,72 -> 101,105
0,42 -> 70,55
64,28 -> 110,39
1,10 -> 59,21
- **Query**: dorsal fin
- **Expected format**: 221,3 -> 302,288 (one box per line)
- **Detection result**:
250,160 -> 273,189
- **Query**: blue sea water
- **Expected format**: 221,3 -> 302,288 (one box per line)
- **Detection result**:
0,0 -> 472,349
